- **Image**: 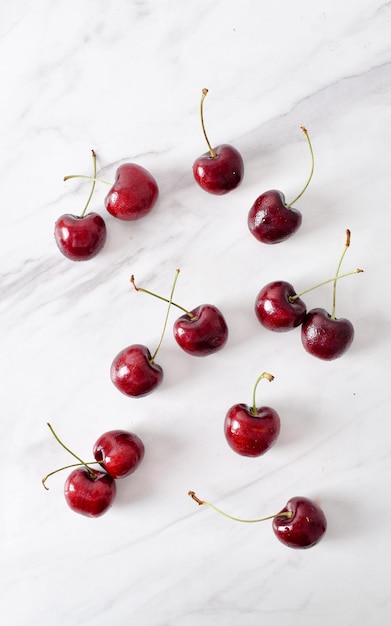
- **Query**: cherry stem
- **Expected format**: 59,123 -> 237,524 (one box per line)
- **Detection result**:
331,229 -> 351,320
251,372 -> 274,415
78,150 -> 98,218
131,275 -> 196,320
286,126 -> 314,208
200,88 -> 217,158
64,174 -> 111,185
289,268 -> 364,302
150,269 -> 181,362
45,423 -> 97,485
42,460 -> 100,491
188,491 -> 292,523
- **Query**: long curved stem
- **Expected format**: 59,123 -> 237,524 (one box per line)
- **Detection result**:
200,88 -> 217,158
331,229 -> 351,319
80,150 -> 97,218
150,269 -> 181,362
64,174 -> 111,185
42,460 -> 101,490
286,126 -> 314,208
289,268 -> 363,302
131,275 -> 195,319
251,372 -> 274,414
188,491 -> 292,523
46,423 -> 97,480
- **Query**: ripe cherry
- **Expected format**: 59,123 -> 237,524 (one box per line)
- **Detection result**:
224,372 -> 280,457
111,344 -> 163,398
255,268 -> 362,333
193,89 -> 244,195
42,423 -> 116,518
301,230 -> 362,360
64,468 -> 116,518
105,163 -> 159,220
188,491 -> 327,549
131,273 -> 228,357
255,281 -> 307,332
111,270 -> 180,397
272,496 -> 327,549
55,150 -> 107,261
93,430 -> 145,478
248,126 -> 314,244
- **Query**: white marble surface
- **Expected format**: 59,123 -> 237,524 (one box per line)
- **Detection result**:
1,0 -> 390,624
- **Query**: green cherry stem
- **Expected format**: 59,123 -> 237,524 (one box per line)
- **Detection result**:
286,126 -> 314,208
150,269 -> 181,363
131,275 -> 196,320
63,149 -> 111,192
188,491 -> 292,523
251,372 -> 274,415
78,150 -> 98,218
64,174 -> 111,185
289,268 -> 364,303
331,229 -> 351,320
200,88 -> 217,159
42,460 -> 101,491
44,422 -> 97,487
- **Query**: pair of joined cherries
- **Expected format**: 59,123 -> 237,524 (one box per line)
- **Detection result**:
54,150 -> 159,261
255,229 -> 363,360
111,270 -> 228,398
43,424 -> 145,517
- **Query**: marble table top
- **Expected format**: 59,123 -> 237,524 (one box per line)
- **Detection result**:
1,1 -> 390,624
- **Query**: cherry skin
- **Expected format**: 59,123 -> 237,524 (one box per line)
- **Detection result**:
255,281 -> 307,332
301,308 -> 354,360
93,430 -> 145,478
193,144 -> 244,195
54,212 -> 107,261
272,496 -> 327,549
110,344 -> 163,397
105,163 -> 159,221
64,467 -> 116,518
173,304 -> 228,356
224,404 -> 280,457
248,189 -> 302,244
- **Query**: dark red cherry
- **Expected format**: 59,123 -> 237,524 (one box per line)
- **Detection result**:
272,496 -> 327,549
301,308 -> 354,360
224,403 -> 280,457
64,467 -> 116,517
193,144 -> 244,195
248,190 -> 302,244
192,89 -> 243,195
105,163 -> 159,221
110,344 -> 163,397
173,304 -> 228,356
54,213 -> 107,261
255,280 -> 307,331
93,430 -> 145,478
